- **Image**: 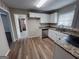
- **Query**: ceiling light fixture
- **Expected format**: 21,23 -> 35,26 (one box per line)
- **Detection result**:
36,0 -> 48,8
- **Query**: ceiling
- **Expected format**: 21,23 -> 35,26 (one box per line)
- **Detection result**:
3,0 -> 76,11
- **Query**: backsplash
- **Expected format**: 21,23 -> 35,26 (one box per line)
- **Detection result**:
55,25 -> 79,37
40,23 -> 57,28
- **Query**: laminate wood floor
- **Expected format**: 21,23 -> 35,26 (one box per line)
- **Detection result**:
8,38 -> 54,59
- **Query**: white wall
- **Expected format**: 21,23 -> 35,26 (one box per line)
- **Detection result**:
13,13 -> 42,39
27,19 -> 42,38
14,14 -> 28,39
10,8 -> 29,40
0,0 -> 10,56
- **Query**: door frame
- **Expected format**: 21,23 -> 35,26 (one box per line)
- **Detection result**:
0,9 -> 15,42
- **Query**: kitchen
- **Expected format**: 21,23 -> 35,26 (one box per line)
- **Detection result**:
0,0 -> 79,59
27,2 -> 79,59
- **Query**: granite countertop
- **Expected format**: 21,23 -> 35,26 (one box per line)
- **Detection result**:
40,26 -> 79,37
40,26 -> 79,58
51,34 -> 79,58
50,27 -> 79,37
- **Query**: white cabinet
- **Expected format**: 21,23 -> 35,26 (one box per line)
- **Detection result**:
40,14 -> 50,23
48,29 -> 68,40
29,12 -> 41,18
53,44 -> 75,59
48,29 -> 75,59
48,29 -> 59,40
29,12 -> 50,23
29,12 -> 58,23
50,12 -> 58,23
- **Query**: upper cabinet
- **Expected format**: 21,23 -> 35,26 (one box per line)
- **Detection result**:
40,14 -> 50,23
29,12 -> 50,23
29,12 -> 58,23
49,12 -> 58,23
29,12 -> 41,18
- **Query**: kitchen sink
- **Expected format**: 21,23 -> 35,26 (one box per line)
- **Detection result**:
65,35 -> 79,48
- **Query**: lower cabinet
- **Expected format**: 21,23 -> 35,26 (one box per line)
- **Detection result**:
53,44 -> 75,59
48,29 -> 75,59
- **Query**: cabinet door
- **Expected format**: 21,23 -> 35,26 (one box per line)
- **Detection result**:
53,44 -> 75,59
29,12 -> 40,18
48,29 -> 57,40
29,12 -> 50,23
40,14 -> 50,23
48,29 -> 60,40
50,12 -> 58,23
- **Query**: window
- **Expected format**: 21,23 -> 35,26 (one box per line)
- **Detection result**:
58,9 -> 75,26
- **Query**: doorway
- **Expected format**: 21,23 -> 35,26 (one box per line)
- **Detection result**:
0,9 -> 12,47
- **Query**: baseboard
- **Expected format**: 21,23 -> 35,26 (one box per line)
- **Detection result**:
27,36 -> 42,39
5,49 -> 10,56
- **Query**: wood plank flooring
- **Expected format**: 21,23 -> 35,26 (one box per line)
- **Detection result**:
8,38 -> 54,59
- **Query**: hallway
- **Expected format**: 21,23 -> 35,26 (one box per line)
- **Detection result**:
8,38 -> 54,59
